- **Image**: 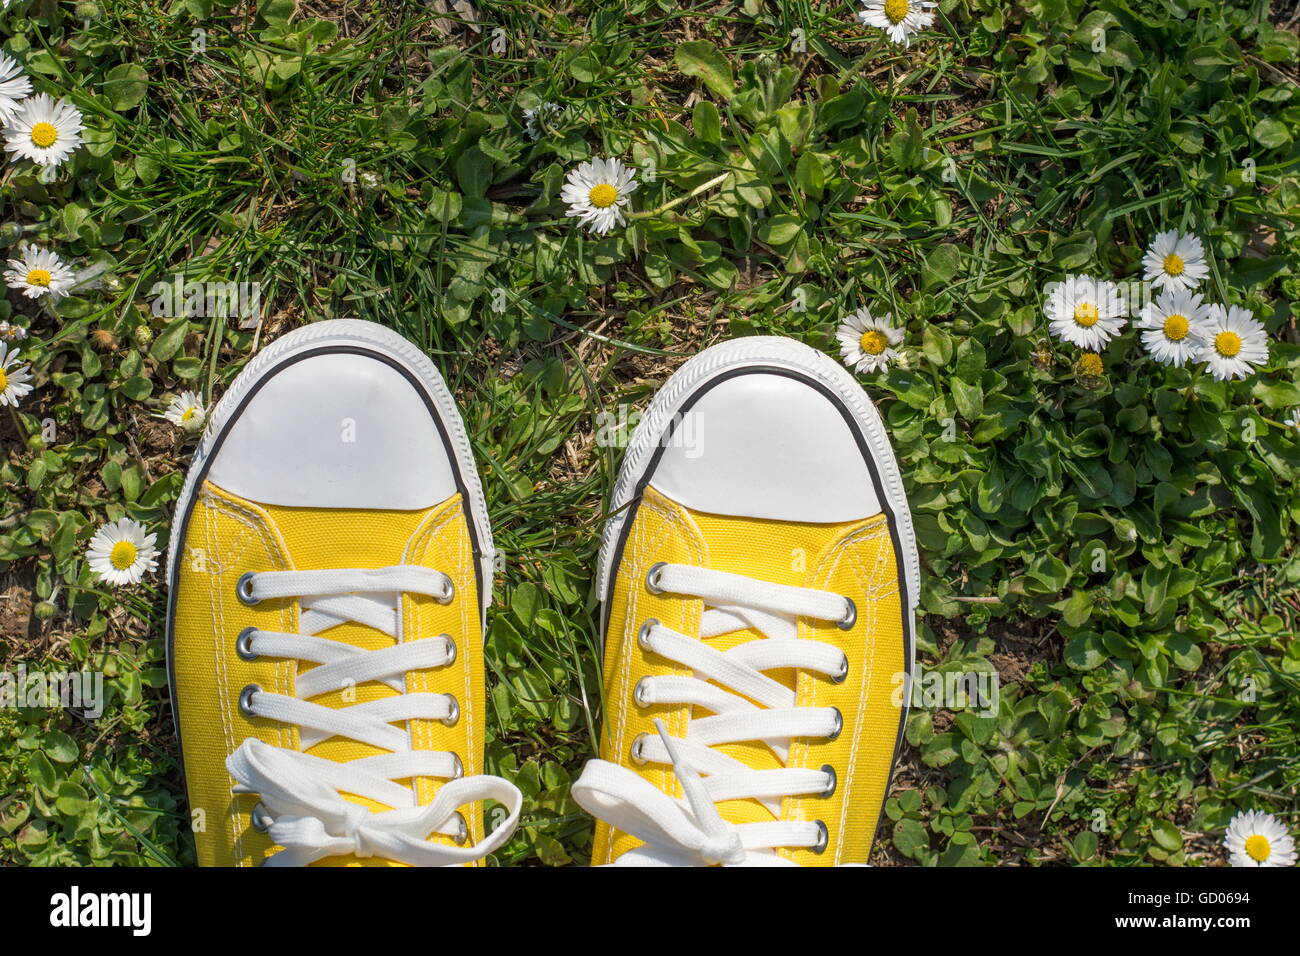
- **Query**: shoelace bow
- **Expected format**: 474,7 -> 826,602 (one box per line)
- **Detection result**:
227,565 -> 521,867
572,563 -> 853,867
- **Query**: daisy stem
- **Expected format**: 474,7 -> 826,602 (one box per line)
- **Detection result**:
1183,365 -> 1202,401
630,171 -> 730,220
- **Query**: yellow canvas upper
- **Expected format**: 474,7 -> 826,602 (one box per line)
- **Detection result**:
594,485 -> 905,866
171,480 -> 485,866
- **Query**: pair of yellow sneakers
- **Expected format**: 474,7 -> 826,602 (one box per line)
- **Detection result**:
167,320 -> 919,866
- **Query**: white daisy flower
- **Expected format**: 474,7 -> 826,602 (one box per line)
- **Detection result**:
836,307 -> 904,374
560,157 -> 637,235
1143,230 -> 1209,293
1284,409 -> 1300,432
1137,287 -> 1210,367
0,54 -> 32,122
1197,304 -> 1268,382
1224,809 -> 1296,867
0,319 -> 27,342
86,517 -> 159,587
523,102 -> 561,141
858,0 -> 937,47
4,245 -> 76,299
3,93 -> 84,168
163,390 -> 206,433
0,341 -> 33,407
1045,275 -> 1126,351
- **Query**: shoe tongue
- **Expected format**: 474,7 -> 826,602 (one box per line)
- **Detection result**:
684,507 -> 859,826
261,504 -> 431,771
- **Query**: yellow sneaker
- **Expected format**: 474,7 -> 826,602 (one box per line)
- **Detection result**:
166,319 -> 520,866
573,336 -> 919,866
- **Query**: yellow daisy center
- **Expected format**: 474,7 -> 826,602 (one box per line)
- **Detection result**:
1073,302 -> 1100,327
884,0 -> 910,23
181,407 -> 197,422
1162,314 -> 1189,341
588,183 -> 618,208
1244,834 -> 1271,863
859,330 -> 888,355
25,268 -> 51,288
1079,353 -> 1103,376
1162,253 -> 1185,276
30,122 -> 58,149
0,369 -> 7,392
1214,330 -> 1242,358
110,540 -> 138,571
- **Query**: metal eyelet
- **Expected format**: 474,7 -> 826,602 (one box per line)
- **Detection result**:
238,684 -> 261,718
637,619 -> 659,651
837,597 -> 856,630
442,694 -> 460,727
250,802 -> 273,832
826,706 -> 843,742
452,811 -> 468,845
236,626 -> 259,662
811,819 -> 829,854
449,752 -> 464,779
442,635 -> 457,666
819,764 -> 837,798
831,653 -> 849,684
236,572 -> 259,606
633,677 -> 653,707
645,562 -> 668,594
436,578 -> 455,605
630,733 -> 650,765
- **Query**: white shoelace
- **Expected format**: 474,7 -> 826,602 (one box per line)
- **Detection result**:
572,562 -> 853,866
227,565 -> 521,867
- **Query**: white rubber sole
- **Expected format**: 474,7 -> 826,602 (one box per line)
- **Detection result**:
164,319 -> 495,617
597,334 -> 920,620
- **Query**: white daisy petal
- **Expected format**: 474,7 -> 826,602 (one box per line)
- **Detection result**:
86,517 -> 159,587
3,244 -> 76,299
1142,229 -> 1209,293
1224,809 -> 1296,867
1196,304 -> 1268,381
0,340 -> 34,407
1137,287 -> 1210,367
0,53 -> 32,122
562,156 -> 637,235
1044,275 -> 1126,351
858,0 -> 936,46
837,306 -> 904,374
3,92 -> 84,169
523,101 -> 561,141
163,390 -> 207,433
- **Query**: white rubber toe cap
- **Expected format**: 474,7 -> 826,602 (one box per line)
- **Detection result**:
205,351 -> 456,510
648,371 -> 882,523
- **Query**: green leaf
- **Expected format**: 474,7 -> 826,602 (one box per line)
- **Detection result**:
893,817 -> 928,858
674,41 -> 733,98
102,63 -> 149,111
922,243 -> 962,289
794,151 -> 824,197
28,752 -> 57,796
1252,118 -> 1290,149
42,731 -> 78,764
258,0 -> 296,26
692,101 -> 721,145
1151,819 -> 1183,852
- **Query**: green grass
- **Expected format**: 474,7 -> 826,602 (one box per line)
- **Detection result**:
0,0 -> 1298,865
